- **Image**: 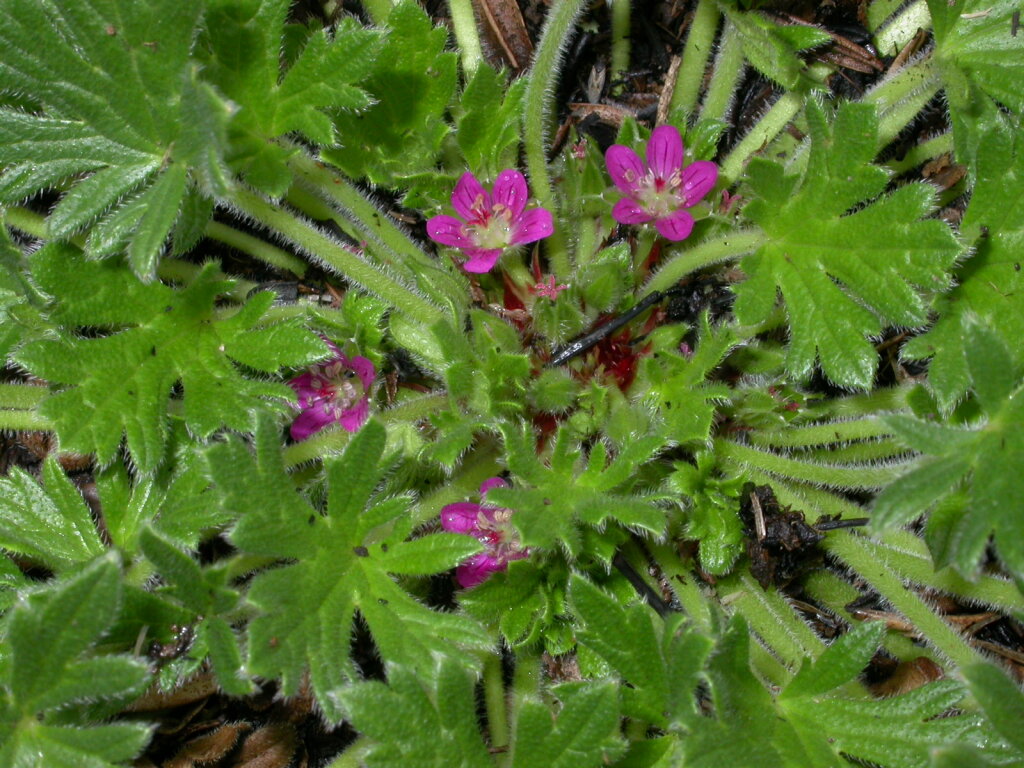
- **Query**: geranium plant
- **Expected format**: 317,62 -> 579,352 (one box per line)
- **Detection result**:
0,0 -> 1022,765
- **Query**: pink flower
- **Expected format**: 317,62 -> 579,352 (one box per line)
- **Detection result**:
605,125 -> 718,241
427,170 -> 554,273
288,339 -> 374,441
440,478 -> 528,588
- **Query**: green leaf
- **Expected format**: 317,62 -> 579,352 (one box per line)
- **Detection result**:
903,129 -> 1024,409
0,554 -> 152,768
0,0 -> 206,278
781,621 -> 884,700
511,683 -> 625,768
723,7 -> 830,90
962,663 -> 1024,755
207,417 -> 488,722
455,65 -> 526,178
0,459 -> 105,571
735,101 -> 960,388
874,334 -> 1024,577
322,0 -> 457,188
340,661 -> 493,768
17,248 -> 324,472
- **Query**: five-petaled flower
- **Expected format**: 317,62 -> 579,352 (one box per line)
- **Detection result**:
605,125 -> 718,241
427,170 -> 554,274
288,339 -> 374,441
532,275 -> 569,300
440,478 -> 528,588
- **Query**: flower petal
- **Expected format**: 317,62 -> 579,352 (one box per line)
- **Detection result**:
680,161 -> 718,207
605,145 -> 646,193
612,197 -> 654,225
451,172 -> 489,219
492,169 -> 528,220
288,371 -> 317,401
427,215 -> 472,249
338,399 -> 370,432
480,477 -> 509,497
647,125 -> 684,181
654,209 -> 695,241
509,208 -> 554,246
461,248 -> 502,273
456,553 -> 503,588
441,502 -> 483,534
290,407 -> 336,441
348,355 -> 376,389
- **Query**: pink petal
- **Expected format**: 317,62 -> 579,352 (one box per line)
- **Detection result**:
612,197 -> 654,225
492,169 -> 528,220
605,145 -> 646,194
509,208 -> 553,246
680,161 -> 718,207
290,407 -> 336,441
451,172 -> 489,219
654,209 -> 695,241
456,553 -> 503,588
427,215 -> 472,249
348,355 -> 376,389
338,399 -> 370,432
441,502 -> 484,534
461,248 -> 502,273
479,477 -> 509,497
647,125 -> 684,181
288,371 -> 317,401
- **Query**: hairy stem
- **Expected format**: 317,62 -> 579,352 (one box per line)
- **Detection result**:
747,417 -> 894,449
700,18 -> 743,124
228,186 -> 447,327
483,651 -> 510,749
670,0 -> 720,119
448,0 -> 483,76
0,382 -> 48,410
863,56 -> 942,147
206,220 -> 307,277
643,229 -> 763,295
0,408 -> 51,432
523,0 -> 587,276
825,531 -> 986,669
608,0 -> 631,93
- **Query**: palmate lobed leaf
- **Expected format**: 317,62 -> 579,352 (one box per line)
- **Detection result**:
875,322 -> 1024,578
15,243 -> 325,472
903,128 -> 1024,409
206,418 -> 489,723
735,100 -> 961,388
0,555 -> 152,767
0,0 -> 205,277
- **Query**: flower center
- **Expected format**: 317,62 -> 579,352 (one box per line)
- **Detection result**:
311,362 -> 365,412
476,506 -> 524,558
464,196 -> 514,250
637,169 -> 683,218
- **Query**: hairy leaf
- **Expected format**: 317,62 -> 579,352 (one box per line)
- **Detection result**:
16,244 -> 324,472
206,418 -> 489,722
0,555 -> 152,767
735,101 -> 960,388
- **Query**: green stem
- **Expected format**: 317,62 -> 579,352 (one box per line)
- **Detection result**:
719,572 -> 823,670
0,383 -> 48,410
523,0 -> 587,277
872,0 -> 929,57
411,439 -> 502,527
643,229 -> 763,295
825,531 -> 986,669
227,186 -> 446,327
4,206 -> 47,239
700,18 -> 744,124
0,408 -> 51,431
608,0 -> 631,93
205,220 -> 306,277
670,0 -> 720,119
448,0 -> 483,76
886,132 -> 954,175
483,652 -> 510,749
747,417 -> 894,449
719,85 -> 810,184
288,154 -> 437,274
863,56 -> 942,147
715,438 -> 912,490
